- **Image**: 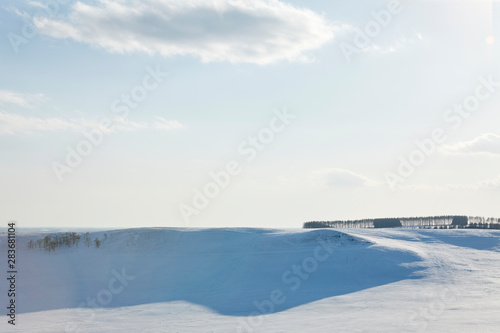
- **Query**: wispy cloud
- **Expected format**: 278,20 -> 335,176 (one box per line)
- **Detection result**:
440,133 -> 500,156
33,0 -> 335,64
474,176 -> 500,191
0,112 -> 183,135
398,184 -> 448,191
336,24 -> 423,56
3,5 -> 30,19
314,168 -> 380,188
0,90 -> 47,108
449,176 -> 500,191
398,175 -> 500,192
27,1 -> 47,10
359,32 -> 422,54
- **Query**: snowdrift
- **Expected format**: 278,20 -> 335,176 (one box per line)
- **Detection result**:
0,228 -> 422,316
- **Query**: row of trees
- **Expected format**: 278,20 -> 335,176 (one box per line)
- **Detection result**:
467,223 -> 500,229
304,220 -> 374,229
27,232 -> 106,252
303,216 -> 500,229
422,223 -> 500,229
469,217 -> 500,224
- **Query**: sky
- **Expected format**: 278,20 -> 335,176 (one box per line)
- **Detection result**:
1,0 -> 500,229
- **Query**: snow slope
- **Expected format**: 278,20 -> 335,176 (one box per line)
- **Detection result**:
1,228 -> 500,332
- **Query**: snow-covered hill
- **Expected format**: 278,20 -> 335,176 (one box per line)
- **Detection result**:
1,228 -> 500,332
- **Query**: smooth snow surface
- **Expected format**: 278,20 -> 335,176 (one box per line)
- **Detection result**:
1,228 -> 500,332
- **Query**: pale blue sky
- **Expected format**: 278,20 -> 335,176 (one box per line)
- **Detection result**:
1,0 -> 500,228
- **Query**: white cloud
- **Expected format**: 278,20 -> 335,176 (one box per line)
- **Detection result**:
360,33 -> 422,55
33,0 -> 335,64
475,176 -> 500,191
398,175 -> 500,192
27,1 -> 47,9
336,24 -> 422,56
440,133 -> 500,156
0,112 -> 183,135
451,176 -> 500,191
4,6 -> 30,19
0,90 -> 47,108
151,116 -> 183,131
399,184 -> 448,191
315,168 -> 380,188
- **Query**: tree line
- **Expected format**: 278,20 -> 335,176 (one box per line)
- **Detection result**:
303,216 -> 500,229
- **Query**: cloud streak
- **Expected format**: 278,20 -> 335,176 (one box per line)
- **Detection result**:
440,133 -> 500,156
448,176 -> 500,191
399,175 -> 500,192
0,112 -> 183,135
0,90 -> 47,108
314,168 -> 380,188
33,0 -> 335,64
